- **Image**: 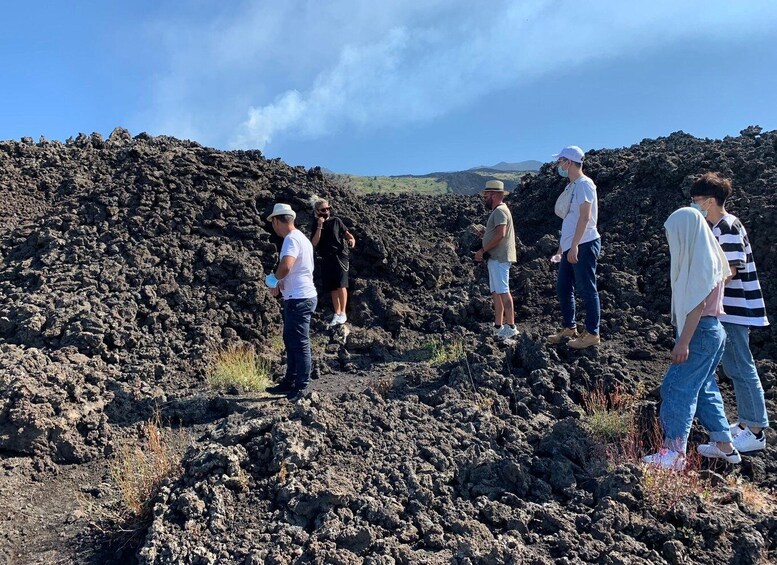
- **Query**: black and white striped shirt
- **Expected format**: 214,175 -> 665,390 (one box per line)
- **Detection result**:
712,214 -> 769,326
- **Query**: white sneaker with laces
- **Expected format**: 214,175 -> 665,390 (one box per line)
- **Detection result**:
643,449 -> 686,471
697,442 -> 742,464
733,428 -> 766,453
335,313 -> 347,325
328,314 -> 340,327
497,325 -> 519,339
492,325 -> 504,335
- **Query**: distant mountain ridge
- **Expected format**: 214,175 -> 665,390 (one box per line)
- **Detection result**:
323,159 -> 541,195
470,160 -> 542,172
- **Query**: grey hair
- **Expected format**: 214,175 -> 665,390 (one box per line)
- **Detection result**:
310,194 -> 328,213
275,214 -> 295,225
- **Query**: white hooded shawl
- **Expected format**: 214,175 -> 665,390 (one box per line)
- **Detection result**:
664,207 -> 728,337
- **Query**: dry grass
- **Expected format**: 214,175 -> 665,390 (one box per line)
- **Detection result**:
369,375 -> 395,398
724,476 -> 777,514
110,414 -> 189,522
609,415 -> 708,513
207,344 -> 270,392
79,411 -> 191,549
427,338 -> 465,365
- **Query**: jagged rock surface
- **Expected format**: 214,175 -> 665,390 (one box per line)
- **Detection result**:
0,127 -> 775,563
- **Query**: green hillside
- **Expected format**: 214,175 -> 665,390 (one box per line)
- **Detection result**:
328,170 -> 532,195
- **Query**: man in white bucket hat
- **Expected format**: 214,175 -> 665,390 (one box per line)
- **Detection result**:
474,180 -> 518,339
265,203 -> 317,399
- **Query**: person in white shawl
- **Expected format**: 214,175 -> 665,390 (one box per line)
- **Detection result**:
643,207 -> 741,469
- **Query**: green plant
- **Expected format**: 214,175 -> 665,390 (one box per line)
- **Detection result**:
207,344 -> 270,392
426,338 -> 465,365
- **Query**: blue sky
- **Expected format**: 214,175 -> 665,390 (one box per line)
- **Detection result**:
2,1 -> 777,175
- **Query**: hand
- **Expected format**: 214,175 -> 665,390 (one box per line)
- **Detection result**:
270,286 -> 280,298
277,279 -> 285,291
348,238 -> 356,248
317,216 -> 325,227
474,249 -> 484,262
568,245 -> 579,264
670,342 -> 689,364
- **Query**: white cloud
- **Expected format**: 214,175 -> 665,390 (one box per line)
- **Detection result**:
138,0 -> 777,149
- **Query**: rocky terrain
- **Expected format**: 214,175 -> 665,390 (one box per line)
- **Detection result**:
0,126 -> 775,564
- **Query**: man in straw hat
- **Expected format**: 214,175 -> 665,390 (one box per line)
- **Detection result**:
264,203 -> 318,400
474,180 -> 518,339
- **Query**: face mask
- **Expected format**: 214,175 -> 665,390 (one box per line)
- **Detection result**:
557,165 -> 569,178
690,202 -> 708,218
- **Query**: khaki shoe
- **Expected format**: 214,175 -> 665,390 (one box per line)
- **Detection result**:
547,327 -> 578,344
568,331 -> 600,349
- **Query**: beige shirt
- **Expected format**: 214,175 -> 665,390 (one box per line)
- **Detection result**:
483,203 -> 516,263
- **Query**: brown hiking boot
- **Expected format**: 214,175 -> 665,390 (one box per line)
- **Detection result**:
547,327 -> 578,344
568,331 -> 601,349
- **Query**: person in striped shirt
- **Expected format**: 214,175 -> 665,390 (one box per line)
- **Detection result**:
690,172 -> 769,453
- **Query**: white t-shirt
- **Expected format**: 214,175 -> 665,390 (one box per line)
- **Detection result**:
560,175 -> 600,252
279,230 -> 317,300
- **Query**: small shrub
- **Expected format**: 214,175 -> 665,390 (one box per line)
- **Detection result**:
207,344 -> 270,392
427,339 -> 465,365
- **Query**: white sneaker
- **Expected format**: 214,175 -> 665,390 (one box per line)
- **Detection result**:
697,442 -> 742,464
497,325 -> 519,339
643,449 -> 686,471
733,428 -> 766,453
335,313 -> 347,325
729,422 -> 746,438
328,314 -> 339,327
492,325 -> 504,336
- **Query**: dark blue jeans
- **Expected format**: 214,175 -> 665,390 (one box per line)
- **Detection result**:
558,238 -> 601,335
283,297 -> 317,389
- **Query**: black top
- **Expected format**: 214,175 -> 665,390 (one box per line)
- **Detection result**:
312,217 -> 349,258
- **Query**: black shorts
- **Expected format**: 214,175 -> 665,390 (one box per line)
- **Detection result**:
320,255 -> 349,291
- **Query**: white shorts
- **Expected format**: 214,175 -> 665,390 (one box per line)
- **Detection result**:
487,259 -> 511,294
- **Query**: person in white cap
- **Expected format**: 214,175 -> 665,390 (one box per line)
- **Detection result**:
547,146 -> 602,349
264,203 -> 318,399
474,180 -> 518,339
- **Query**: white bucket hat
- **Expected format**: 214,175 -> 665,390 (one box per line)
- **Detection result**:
266,203 -> 297,221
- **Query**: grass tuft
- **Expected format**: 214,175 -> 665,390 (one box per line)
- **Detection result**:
207,344 -> 270,392
582,384 -> 637,443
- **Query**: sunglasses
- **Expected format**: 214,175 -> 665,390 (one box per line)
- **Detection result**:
318,207 -> 331,212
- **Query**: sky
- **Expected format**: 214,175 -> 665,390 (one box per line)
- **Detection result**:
2,1 -> 777,175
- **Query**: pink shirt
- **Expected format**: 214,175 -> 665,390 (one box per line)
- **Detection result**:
702,282 -> 725,317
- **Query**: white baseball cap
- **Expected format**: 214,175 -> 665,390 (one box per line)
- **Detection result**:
266,203 -> 297,221
552,146 -> 585,163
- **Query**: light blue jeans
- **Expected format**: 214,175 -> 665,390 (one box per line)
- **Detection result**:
721,322 -> 769,429
660,317 -> 731,453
